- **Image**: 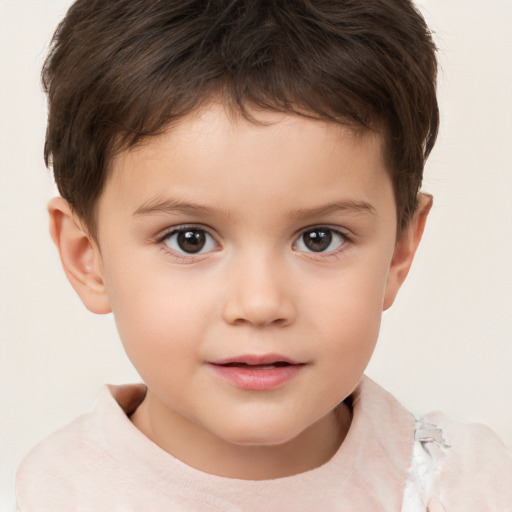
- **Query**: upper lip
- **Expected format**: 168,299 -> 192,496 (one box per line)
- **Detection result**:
210,354 -> 303,366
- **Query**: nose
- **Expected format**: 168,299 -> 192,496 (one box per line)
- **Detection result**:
221,253 -> 296,328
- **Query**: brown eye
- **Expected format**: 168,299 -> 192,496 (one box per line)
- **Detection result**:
294,228 -> 346,253
164,227 -> 217,255
302,229 -> 332,252
177,230 -> 206,253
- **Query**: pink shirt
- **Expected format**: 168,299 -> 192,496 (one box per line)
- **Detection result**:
16,376 -> 512,511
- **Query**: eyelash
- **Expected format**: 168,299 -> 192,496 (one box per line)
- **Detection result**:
157,225 -> 219,262
293,226 -> 351,258
156,225 -> 352,261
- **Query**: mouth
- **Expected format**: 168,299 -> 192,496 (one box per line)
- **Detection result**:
219,361 -> 293,370
208,355 -> 305,391
210,354 -> 303,367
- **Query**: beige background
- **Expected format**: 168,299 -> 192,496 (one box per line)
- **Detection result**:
1,0 -> 511,509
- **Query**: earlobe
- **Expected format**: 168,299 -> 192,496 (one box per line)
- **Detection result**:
48,197 -> 111,314
383,193 -> 432,311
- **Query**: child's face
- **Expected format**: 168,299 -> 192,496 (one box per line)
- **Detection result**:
87,104 -> 412,455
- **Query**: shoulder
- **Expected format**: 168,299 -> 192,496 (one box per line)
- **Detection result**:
15,384 -> 147,511
422,411 -> 512,511
16,407 -> 102,510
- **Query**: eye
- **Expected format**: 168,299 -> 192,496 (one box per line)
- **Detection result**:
294,227 -> 346,253
163,227 -> 218,255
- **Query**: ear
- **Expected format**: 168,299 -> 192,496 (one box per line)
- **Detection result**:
383,193 -> 432,311
48,197 -> 111,314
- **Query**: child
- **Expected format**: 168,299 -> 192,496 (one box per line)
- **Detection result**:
15,0 -> 512,510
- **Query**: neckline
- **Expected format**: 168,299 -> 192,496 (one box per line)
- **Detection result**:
98,376 -> 416,509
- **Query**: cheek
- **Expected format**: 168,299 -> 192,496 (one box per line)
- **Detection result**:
307,261 -> 389,376
104,264 -> 213,364
318,295 -> 381,369
111,289 -> 202,391
310,257 -> 389,331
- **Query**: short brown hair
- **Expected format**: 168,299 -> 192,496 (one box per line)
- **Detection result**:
42,0 -> 438,236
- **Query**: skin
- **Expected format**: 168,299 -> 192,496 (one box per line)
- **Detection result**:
49,104 -> 431,480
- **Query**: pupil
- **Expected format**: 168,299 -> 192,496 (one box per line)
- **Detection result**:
304,229 -> 332,252
177,230 -> 206,253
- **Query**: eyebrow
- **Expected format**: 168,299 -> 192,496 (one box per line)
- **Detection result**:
288,200 -> 376,220
133,197 -> 376,219
133,198 -> 229,218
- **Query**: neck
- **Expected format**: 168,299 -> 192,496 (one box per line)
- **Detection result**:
130,391 -> 352,480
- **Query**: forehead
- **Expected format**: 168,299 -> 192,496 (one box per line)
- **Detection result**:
111,104 -> 385,175
100,104 -> 394,227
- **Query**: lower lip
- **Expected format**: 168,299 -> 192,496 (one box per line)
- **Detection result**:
209,364 -> 304,391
